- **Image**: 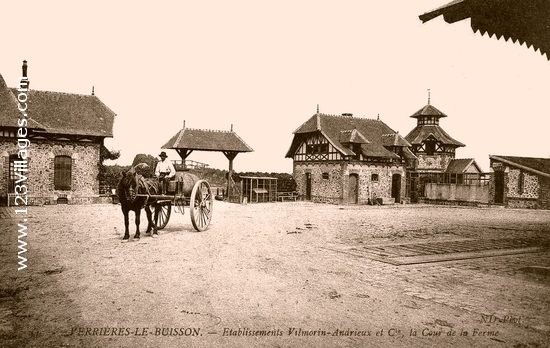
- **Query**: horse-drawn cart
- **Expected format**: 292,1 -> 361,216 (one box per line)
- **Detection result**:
134,172 -> 213,232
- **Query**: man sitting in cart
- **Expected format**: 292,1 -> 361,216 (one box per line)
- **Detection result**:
155,151 -> 176,194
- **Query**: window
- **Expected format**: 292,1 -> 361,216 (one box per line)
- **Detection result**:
8,154 -> 18,192
351,144 -> 361,160
54,156 -> 72,190
425,141 -> 436,155
518,170 -> 525,194
306,143 -> 328,154
322,172 -> 329,180
371,173 -> 379,182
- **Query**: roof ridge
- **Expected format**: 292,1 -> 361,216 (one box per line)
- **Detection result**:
186,127 -> 232,133
319,113 -> 380,121
9,87 -> 97,98
491,154 -> 550,161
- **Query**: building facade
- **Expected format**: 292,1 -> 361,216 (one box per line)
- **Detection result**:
285,112 -> 415,204
403,102 -> 486,203
0,62 -> 115,205
489,155 -> 550,210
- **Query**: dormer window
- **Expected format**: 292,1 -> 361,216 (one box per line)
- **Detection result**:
425,141 -> 436,155
351,143 -> 361,160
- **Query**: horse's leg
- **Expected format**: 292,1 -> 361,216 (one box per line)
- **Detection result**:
134,208 -> 141,240
152,204 -> 159,237
145,205 -> 153,236
122,206 -> 130,241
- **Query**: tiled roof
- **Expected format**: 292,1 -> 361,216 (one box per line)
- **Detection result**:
361,143 -> 400,159
410,104 -> 448,118
9,88 -> 116,137
162,128 -> 253,153
339,129 -> 369,144
382,133 -> 412,147
401,147 -> 418,161
419,0 -> 550,60
0,72 -> 115,137
446,158 -> 481,173
490,155 -> 550,177
286,113 -> 406,159
0,74 -> 44,130
405,125 -> 465,147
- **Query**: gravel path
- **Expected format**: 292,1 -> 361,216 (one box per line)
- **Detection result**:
1,202 -> 549,347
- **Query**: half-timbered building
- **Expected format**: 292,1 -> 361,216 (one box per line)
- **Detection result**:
404,102 -> 465,173
403,101 -> 488,203
0,62 -> 115,205
285,111 -> 415,204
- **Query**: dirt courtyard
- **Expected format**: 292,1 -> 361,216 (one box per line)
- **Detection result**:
1,202 -> 550,348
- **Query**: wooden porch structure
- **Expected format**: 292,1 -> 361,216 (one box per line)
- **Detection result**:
161,124 -> 253,200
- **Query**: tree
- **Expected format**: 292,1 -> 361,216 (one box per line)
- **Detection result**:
98,145 -> 121,192
131,154 -> 158,178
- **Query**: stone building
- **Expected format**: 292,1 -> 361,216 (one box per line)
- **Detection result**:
404,102 -> 465,173
404,101 -> 484,202
489,155 -> 550,209
285,111 -> 415,204
0,62 -> 115,205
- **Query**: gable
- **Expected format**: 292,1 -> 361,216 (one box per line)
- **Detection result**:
446,158 -> 482,173
287,113 -> 405,160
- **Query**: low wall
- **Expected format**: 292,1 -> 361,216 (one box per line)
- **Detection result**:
3,195 -> 113,206
424,183 -> 489,203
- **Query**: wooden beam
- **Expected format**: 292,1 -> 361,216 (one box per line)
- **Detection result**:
223,151 -> 239,199
222,151 -> 239,161
175,148 -> 194,161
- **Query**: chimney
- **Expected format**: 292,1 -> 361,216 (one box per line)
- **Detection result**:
20,60 -> 29,90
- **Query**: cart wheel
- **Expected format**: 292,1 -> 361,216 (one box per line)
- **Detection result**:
156,202 -> 171,230
190,180 -> 213,231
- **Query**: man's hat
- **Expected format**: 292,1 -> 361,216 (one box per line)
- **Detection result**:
159,151 -> 168,158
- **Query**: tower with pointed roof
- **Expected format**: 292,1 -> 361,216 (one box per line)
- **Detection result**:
404,101 -> 465,172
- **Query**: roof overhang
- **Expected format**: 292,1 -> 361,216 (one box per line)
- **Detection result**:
419,0 -> 550,60
489,155 -> 550,178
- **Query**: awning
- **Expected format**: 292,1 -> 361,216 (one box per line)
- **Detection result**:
419,0 -> 550,60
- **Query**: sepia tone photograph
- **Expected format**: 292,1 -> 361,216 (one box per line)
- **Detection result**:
1,1 -> 549,347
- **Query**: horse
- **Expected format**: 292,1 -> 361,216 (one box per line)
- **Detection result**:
117,163 -> 162,241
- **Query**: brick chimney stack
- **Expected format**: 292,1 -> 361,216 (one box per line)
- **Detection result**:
21,60 -> 29,89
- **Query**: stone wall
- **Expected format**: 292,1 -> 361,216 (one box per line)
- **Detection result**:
424,183 -> 489,203
489,160 -> 549,210
540,176 -> 550,210
507,197 -> 540,209
416,154 -> 454,172
293,161 -> 406,205
507,168 -> 539,199
294,163 -> 343,204
1,138 -> 102,205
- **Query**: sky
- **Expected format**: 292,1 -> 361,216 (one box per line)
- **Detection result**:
1,1 -> 548,173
